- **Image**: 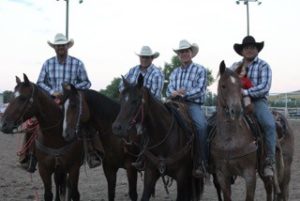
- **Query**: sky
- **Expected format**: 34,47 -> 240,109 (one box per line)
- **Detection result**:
0,0 -> 299,94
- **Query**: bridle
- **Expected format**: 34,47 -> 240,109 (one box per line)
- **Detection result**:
74,92 -> 83,136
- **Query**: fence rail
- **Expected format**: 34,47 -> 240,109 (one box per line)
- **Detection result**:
202,106 -> 300,119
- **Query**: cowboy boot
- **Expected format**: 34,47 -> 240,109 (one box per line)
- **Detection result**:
27,153 -> 37,173
86,129 -> 104,168
263,157 -> 275,177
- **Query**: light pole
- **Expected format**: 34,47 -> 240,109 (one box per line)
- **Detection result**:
56,0 -> 84,39
236,0 -> 262,36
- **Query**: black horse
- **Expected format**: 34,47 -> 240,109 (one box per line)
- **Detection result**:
62,83 -> 139,201
112,75 -> 204,201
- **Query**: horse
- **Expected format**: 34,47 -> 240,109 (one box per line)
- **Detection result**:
211,61 -> 294,201
0,74 -> 83,201
112,75 -> 204,201
61,83 -> 139,201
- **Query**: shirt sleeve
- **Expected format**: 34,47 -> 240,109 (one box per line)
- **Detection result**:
248,63 -> 272,98
36,61 -> 54,95
184,68 -> 207,100
74,62 -> 91,89
151,71 -> 164,100
166,70 -> 176,98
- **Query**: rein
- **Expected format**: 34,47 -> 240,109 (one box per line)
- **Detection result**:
74,92 -> 83,136
130,99 -> 145,126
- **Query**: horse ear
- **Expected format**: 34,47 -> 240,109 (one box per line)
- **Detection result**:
23,73 -> 30,85
121,75 -> 129,88
16,76 -> 21,84
219,60 -> 226,75
137,74 -> 144,89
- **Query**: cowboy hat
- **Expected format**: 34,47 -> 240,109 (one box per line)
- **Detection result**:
173,39 -> 199,57
234,35 -> 264,56
47,33 -> 74,48
136,46 -> 160,59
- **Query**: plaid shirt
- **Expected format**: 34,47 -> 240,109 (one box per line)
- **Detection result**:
119,64 -> 164,100
231,57 -> 272,99
166,63 -> 207,104
37,55 -> 91,95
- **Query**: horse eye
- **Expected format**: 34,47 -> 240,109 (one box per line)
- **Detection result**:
221,84 -> 226,89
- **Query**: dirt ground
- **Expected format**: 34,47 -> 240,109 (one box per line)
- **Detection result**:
0,120 -> 299,201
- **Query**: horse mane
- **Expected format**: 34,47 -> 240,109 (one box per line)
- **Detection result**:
82,89 -> 120,120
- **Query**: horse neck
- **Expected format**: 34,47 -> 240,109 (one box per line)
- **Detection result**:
34,89 -> 62,135
144,97 -> 174,140
86,92 -> 120,131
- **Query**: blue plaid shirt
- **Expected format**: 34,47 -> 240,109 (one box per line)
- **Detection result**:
166,63 -> 207,104
232,57 -> 272,99
119,64 -> 164,100
37,55 -> 91,95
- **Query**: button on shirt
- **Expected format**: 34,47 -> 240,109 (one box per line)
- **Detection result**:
231,57 -> 272,99
37,56 -> 91,95
166,63 -> 207,104
119,64 -> 164,100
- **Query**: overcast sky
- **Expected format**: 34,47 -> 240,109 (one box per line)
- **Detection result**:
1,0 -> 299,94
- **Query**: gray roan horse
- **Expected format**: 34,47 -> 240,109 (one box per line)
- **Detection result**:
61,83 -> 139,201
112,75 -> 204,201
211,61 -> 294,201
0,74 -> 83,201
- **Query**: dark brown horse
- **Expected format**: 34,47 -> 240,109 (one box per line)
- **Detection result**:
211,61 -> 294,201
0,74 -> 83,201
112,75 -> 204,201
61,83 -> 138,201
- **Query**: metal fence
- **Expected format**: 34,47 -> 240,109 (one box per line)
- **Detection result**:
202,106 -> 300,119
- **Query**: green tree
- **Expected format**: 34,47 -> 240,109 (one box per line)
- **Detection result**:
3,90 -> 13,103
99,78 -> 121,101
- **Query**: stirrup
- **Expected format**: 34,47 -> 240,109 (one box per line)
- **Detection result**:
87,152 -> 102,168
131,160 -> 145,170
27,154 -> 37,173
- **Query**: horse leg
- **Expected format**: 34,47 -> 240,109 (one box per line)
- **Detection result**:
176,175 -> 193,201
216,170 -> 231,201
39,166 -> 53,201
54,171 -> 67,201
125,165 -> 138,201
68,168 -> 80,201
103,164 -> 117,201
243,168 -> 256,201
262,176 -> 273,201
141,167 -> 159,201
278,164 -> 292,201
213,173 -> 223,201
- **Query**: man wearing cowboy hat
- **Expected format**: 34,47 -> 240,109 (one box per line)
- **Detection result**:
166,39 -> 208,178
119,45 -> 164,100
231,35 -> 276,177
19,33 -> 103,172
119,45 -> 164,170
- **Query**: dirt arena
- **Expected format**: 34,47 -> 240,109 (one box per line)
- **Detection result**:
0,120 -> 299,201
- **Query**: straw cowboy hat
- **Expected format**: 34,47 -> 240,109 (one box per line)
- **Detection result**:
173,39 -> 199,58
47,33 -> 74,48
136,46 -> 160,59
234,35 -> 264,56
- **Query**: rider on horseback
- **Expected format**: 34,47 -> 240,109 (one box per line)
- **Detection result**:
166,39 -> 208,178
231,35 -> 276,177
19,33 -> 104,172
119,45 -> 165,170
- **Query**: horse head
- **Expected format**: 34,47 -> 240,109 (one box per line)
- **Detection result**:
217,61 -> 243,120
112,74 -> 148,137
0,74 -> 37,133
62,83 -> 90,141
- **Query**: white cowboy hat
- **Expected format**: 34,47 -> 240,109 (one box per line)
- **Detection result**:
173,39 -> 199,57
47,33 -> 74,48
136,46 -> 160,59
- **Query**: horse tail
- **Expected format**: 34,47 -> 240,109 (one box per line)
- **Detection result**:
192,177 -> 204,201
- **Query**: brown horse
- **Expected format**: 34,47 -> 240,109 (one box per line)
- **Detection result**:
112,75 -> 204,201
0,74 -> 83,201
211,61 -> 294,201
61,83 -> 138,201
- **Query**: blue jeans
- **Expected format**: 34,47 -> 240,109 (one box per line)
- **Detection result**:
187,103 -> 208,165
253,99 -> 276,161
